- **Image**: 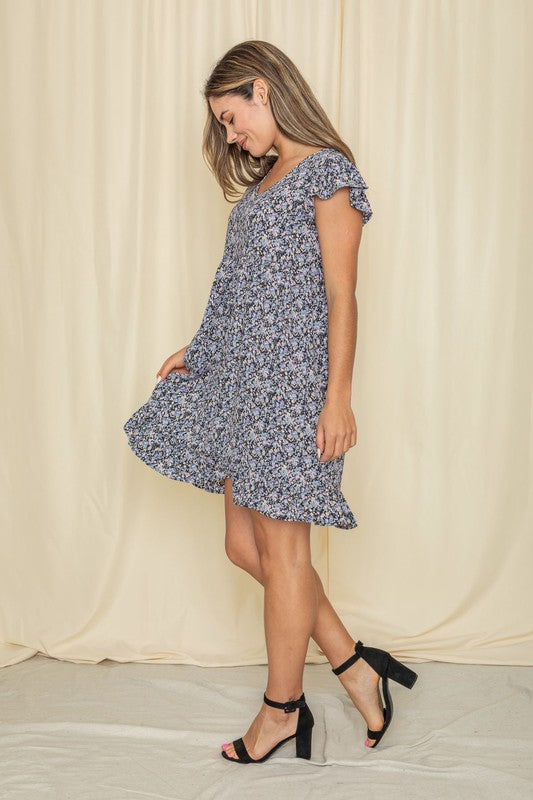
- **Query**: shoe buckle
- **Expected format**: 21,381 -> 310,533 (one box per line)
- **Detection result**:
263,692 -> 306,713
282,698 -> 305,713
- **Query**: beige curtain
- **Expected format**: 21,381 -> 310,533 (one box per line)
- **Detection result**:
1,0 -> 531,670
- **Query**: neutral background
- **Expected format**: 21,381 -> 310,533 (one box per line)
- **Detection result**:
1,0 -> 531,670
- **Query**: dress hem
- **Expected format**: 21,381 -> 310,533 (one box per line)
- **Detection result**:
126,436 -> 358,531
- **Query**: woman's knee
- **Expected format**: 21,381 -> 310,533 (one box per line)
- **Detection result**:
224,531 -> 250,567
251,511 -> 312,570
223,501 -> 260,571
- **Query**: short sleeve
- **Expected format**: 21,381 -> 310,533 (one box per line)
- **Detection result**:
312,150 -> 373,225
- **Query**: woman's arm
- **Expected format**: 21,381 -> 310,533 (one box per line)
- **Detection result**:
314,187 -> 363,459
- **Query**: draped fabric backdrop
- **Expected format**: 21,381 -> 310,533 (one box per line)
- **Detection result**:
0,0 -> 531,669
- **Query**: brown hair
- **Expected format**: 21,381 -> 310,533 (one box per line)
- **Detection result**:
202,40 -> 360,202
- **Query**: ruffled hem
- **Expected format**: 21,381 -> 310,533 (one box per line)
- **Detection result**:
124,422 -> 358,530
230,485 -> 358,530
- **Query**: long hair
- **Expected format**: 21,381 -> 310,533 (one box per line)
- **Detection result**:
203,40 -> 360,202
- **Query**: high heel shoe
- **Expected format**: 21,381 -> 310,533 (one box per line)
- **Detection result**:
332,639 -> 418,748
220,692 -> 314,763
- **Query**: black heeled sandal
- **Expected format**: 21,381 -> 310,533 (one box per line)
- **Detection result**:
221,692 -> 314,763
332,639 -> 418,748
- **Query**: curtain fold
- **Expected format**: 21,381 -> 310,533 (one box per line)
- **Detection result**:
0,0 -> 531,669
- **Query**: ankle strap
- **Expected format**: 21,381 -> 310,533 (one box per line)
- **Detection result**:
331,639 -> 364,675
263,692 -> 306,713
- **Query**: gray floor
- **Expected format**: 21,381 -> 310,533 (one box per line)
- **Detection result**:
1,654 -> 532,799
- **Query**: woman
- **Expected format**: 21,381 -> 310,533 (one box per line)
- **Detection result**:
123,40 -> 418,764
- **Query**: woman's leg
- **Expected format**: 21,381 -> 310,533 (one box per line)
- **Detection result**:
222,506 -> 317,760
222,478 -> 385,748
223,479 -> 353,661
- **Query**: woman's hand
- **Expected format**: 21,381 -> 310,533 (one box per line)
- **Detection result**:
316,399 -> 357,461
156,345 -> 190,381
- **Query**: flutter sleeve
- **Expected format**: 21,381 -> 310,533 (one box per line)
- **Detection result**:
311,149 -> 373,225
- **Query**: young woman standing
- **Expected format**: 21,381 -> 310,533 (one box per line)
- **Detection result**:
124,40 -> 417,764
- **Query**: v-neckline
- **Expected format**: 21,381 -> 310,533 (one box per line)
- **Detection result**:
255,148 -> 330,197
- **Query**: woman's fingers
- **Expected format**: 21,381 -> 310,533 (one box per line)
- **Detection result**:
156,348 -> 188,380
318,431 -> 356,461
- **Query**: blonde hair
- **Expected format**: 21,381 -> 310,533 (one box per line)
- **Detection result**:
202,40 -> 360,202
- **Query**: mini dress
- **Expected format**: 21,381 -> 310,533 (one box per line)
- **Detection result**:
123,147 -> 373,529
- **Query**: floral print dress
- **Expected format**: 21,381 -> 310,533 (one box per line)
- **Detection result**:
123,147 -> 373,529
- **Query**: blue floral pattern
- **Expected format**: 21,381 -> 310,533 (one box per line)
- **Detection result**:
123,147 -> 372,529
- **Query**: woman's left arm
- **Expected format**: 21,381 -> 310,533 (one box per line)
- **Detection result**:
314,188 -> 363,462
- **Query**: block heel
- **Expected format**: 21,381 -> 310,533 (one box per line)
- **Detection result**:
295,720 -> 313,759
387,655 -> 418,689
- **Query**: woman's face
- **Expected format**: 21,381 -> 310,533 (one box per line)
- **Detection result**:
209,81 -> 276,157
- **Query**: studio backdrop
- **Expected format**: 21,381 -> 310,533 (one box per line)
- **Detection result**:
0,0 -> 531,669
